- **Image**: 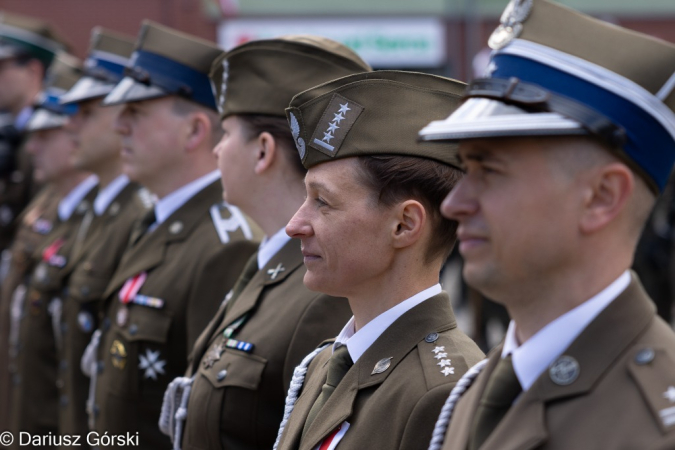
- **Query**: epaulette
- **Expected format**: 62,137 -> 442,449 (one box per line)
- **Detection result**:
136,187 -> 155,210
418,330 -> 473,390
628,345 -> 675,433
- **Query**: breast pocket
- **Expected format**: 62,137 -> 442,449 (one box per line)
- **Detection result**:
184,349 -> 267,449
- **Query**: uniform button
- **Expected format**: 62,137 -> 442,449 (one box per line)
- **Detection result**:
425,332 -> 439,343
128,324 -> 138,335
80,286 -> 90,296
83,262 -> 93,272
217,370 -> 227,381
634,348 -> 655,365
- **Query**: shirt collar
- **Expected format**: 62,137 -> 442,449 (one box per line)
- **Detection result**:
58,175 -> 99,221
334,283 -> 443,363
502,270 -> 631,391
93,174 -> 130,216
257,227 -> 291,270
154,170 -> 220,226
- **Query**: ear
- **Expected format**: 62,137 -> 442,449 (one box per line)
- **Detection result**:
27,59 -> 45,80
253,131 -> 277,175
391,199 -> 427,250
579,162 -> 634,234
184,112 -> 210,153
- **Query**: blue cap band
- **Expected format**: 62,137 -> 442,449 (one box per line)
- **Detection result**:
491,53 -> 675,192
86,55 -> 126,81
40,92 -> 78,116
127,50 -> 217,110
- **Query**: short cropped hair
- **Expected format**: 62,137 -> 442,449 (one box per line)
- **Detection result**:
171,97 -> 223,147
356,155 -> 463,264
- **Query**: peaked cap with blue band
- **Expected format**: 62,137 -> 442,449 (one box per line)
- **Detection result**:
0,11 -> 70,69
102,21 -> 223,110
27,52 -> 82,132
419,0 -> 675,193
60,27 -> 134,105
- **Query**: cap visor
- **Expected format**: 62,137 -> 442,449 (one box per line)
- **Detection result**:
60,77 -> 117,105
101,76 -> 168,106
0,44 -> 19,60
419,98 -> 587,142
26,109 -> 68,131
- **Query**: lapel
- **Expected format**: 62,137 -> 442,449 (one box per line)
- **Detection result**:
102,180 -> 222,299
67,182 -> 141,272
211,239 -> 304,341
301,292 -> 458,450
478,273 -> 655,450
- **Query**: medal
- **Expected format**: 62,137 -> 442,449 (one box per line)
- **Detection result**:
117,305 -> 129,327
117,272 -> 148,327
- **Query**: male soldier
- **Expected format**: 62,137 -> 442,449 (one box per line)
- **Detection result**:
57,28 -> 149,444
9,53 -> 99,449
161,36 -> 367,450
275,71 -> 484,450
85,21 -> 260,448
419,0 -> 675,448
0,12 -> 70,253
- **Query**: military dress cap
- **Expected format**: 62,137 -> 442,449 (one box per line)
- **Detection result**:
103,20 -> 223,110
0,11 -> 70,67
210,35 -> 371,119
285,70 -> 465,169
26,52 -> 82,132
419,0 -> 675,193
60,27 -> 134,105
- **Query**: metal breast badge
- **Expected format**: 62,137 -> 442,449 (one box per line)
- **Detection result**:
488,0 -> 533,50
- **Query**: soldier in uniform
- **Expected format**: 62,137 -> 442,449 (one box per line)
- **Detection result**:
161,36 -> 369,450
55,28 -> 149,444
0,12 -> 70,253
418,0 -> 675,448
9,54 -> 99,449
275,71 -> 484,450
85,21 -> 260,448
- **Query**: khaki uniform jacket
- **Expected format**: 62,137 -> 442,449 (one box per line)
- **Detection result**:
182,239 -> 352,450
0,134 -> 35,252
9,186 -> 97,448
440,274 -> 675,450
0,186 -> 60,436
93,180 -> 260,449
276,292 -> 484,450
57,183 -> 150,440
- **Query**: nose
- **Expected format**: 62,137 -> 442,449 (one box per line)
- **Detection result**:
440,177 -> 478,221
285,200 -> 314,239
114,108 -> 131,136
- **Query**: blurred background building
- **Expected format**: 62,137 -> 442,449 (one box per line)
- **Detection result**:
3,0 -> 675,349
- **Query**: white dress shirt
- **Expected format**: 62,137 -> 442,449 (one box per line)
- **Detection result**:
151,170 -> 220,229
501,270 -> 631,391
334,283 -> 443,363
257,227 -> 291,270
57,175 -> 99,221
93,174 -> 130,216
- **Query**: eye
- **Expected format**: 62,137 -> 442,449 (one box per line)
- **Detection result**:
314,196 -> 328,207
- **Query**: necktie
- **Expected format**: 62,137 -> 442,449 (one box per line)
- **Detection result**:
129,208 -> 156,245
225,252 -> 259,313
302,344 -> 353,438
469,355 -> 522,450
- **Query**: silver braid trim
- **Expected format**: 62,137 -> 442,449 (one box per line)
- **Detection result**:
428,358 -> 489,450
273,343 -> 331,450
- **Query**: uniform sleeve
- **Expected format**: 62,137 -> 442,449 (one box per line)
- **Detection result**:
399,383 -> 455,450
282,293 -> 352,390
185,239 -> 258,350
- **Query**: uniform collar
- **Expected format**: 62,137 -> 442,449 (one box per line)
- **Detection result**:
334,283 -> 442,363
257,227 -> 291,270
58,175 -> 98,221
502,270 -> 631,391
153,170 -> 220,227
93,174 -> 130,215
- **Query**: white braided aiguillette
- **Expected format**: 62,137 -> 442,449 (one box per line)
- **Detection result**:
428,359 -> 489,450
273,343 -> 331,450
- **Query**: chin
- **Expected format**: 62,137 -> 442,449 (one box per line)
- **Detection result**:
302,271 -> 339,296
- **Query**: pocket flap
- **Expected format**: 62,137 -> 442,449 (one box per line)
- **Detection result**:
201,350 -> 266,390
118,305 -> 172,344
68,271 -> 111,303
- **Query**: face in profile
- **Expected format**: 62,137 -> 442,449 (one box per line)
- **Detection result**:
286,157 -> 397,298
440,137 -> 580,299
212,115 -> 258,206
25,127 -> 78,184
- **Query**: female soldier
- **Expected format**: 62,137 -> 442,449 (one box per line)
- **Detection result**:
160,36 -> 371,450
274,70 -> 485,450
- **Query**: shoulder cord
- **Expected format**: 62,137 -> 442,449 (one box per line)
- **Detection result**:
427,359 -> 489,450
